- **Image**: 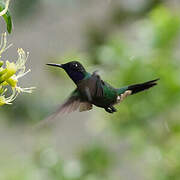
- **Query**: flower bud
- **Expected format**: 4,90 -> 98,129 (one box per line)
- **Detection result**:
0,68 -> 7,76
0,96 -> 6,106
0,61 -> 16,83
6,77 -> 17,87
0,61 -> 3,67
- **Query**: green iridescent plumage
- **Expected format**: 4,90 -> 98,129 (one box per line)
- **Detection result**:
47,61 -> 159,114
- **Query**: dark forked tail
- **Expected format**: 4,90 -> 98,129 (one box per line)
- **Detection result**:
127,78 -> 159,94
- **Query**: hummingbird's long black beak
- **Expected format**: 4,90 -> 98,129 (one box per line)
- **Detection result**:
46,63 -> 63,68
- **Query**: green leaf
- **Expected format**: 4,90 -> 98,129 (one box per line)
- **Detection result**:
0,1 -> 12,33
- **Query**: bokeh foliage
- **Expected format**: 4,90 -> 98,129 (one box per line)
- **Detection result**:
96,5 -> 180,180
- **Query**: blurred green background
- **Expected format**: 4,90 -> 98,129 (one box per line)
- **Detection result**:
0,0 -> 180,179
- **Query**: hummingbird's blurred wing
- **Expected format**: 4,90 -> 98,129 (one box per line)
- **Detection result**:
36,89 -> 92,128
57,89 -> 82,114
92,72 -> 104,97
77,72 -> 104,101
50,89 -> 92,117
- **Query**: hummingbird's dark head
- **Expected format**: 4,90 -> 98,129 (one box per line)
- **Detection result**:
47,61 -> 87,83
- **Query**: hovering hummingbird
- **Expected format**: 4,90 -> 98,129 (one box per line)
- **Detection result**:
47,61 -> 159,114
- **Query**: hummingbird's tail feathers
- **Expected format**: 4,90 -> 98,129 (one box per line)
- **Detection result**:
127,78 -> 159,95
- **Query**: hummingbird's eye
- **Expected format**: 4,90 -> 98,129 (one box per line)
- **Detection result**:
72,63 -> 78,69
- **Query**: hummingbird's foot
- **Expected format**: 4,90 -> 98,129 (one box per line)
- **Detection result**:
105,107 -> 113,113
110,106 -> 117,112
105,106 -> 117,113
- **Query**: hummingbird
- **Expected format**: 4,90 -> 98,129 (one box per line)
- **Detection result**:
47,61 -> 159,114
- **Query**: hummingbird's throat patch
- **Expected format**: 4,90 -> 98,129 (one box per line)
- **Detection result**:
117,90 -> 132,103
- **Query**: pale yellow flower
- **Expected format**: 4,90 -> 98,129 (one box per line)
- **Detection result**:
0,88 -> 17,106
0,32 -> 12,58
8,48 -> 36,93
0,33 -> 35,106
